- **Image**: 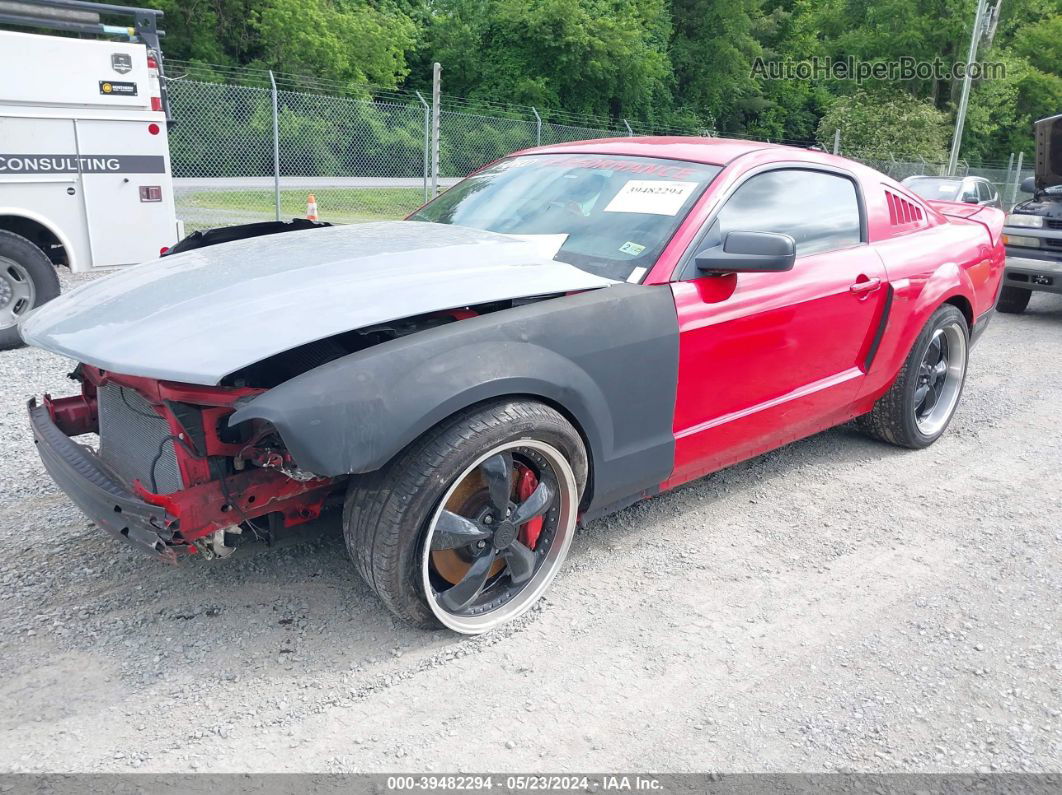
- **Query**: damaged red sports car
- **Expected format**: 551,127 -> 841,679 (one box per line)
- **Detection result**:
21,137 -> 1005,633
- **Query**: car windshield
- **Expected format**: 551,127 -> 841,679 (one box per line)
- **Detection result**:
904,177 -> 963,201
411,154 -> 722,281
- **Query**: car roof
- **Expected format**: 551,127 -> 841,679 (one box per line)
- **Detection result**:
518,136 -> 789,167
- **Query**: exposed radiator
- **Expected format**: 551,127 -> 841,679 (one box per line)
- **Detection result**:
97,383 -> 184,494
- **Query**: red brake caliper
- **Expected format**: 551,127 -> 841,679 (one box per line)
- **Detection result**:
516,464 -> 544,550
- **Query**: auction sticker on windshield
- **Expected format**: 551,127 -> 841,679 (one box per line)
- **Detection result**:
604,180 -> 698,215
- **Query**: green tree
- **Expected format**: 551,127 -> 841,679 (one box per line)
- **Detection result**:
670,0 -> 766,132
426,0 -> 673,121
816,91 -> 951,160
135,0 -> 417,89
746,0 -> 833,143
964,11 -> 1062,161
251,0 -> 417,88
127,0 -> 1062,165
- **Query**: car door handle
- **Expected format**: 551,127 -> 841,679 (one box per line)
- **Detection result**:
850,277 -> 881,294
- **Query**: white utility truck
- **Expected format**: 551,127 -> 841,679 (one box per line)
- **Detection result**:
0,0 -> 181,349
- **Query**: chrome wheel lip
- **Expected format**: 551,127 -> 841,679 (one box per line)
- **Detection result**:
914,322 -> 967,437
421,439 -> 578,635
0,256 -> 36,330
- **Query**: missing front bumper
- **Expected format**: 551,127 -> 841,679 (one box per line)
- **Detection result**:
28,398 -> 180,561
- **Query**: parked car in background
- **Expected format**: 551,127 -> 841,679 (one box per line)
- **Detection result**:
902,175 -> 1002,209
998,113 -> 1062,314
21,137 -> 1005,634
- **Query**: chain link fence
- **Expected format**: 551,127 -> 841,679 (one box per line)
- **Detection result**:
169,78 -> 436,231
165,69 -> 1035,232
853,153 -> 1034,209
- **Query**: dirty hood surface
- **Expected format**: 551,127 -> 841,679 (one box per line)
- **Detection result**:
20,221 -> 615,385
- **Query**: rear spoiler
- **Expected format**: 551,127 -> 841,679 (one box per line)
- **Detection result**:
926,200 -> 984,219
928,200 -> 1004,246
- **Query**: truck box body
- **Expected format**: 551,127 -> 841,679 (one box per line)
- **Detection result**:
0,29 -> 181,270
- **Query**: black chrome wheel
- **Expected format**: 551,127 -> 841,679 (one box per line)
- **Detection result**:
344,400 -> 586,632
859,304 -> 969,450
421,440 -> 578,633
913,323 -> 966,436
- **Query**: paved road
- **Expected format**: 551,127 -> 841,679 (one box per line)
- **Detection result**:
174,177 -> 462,192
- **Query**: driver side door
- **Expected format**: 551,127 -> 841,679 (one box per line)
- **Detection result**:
666,167 -> 890,486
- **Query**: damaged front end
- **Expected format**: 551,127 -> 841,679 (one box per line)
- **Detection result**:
29,366 -> 337,562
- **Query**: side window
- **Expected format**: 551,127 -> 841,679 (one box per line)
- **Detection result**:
715,169 -> 862,257
977,181 -> 993,201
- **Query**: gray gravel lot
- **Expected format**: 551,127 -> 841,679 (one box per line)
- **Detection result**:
1,275 -> 1060,773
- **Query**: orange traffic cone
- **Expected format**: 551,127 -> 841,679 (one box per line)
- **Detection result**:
306,193 -> 318,222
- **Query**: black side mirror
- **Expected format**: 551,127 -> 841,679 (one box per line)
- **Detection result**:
695,230 -> 796,274
1020,176 -> 1036,194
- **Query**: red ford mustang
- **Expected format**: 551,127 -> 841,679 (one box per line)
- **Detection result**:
21,138 -> 1005,633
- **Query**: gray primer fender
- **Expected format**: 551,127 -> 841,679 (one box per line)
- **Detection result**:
228,283 -> 679,518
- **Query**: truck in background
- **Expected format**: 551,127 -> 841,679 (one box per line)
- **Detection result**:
999,113 -> 1062,314
0,0 -> 181,349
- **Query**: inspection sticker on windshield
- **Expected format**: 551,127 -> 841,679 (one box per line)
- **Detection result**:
604,180 -> 698,215
619,241 -> 646,256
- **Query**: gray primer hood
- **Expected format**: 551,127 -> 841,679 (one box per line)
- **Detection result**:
20,221 -> 614,385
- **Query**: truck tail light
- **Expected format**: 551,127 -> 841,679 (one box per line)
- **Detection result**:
147,53 -> 162,112
139,186 -> 163,202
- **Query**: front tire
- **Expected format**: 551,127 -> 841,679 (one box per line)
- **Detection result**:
860,304 -> 969,449
343,400 -> 587,633
996,285 -> 1031,314
0,230 -> 61,351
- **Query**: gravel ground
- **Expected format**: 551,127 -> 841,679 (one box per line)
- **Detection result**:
1,275 -> 1060,774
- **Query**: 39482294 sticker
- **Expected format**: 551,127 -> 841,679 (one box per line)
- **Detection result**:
604,180 -> 698,216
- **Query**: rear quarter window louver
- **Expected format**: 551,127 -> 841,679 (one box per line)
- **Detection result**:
885,189 -> 926,229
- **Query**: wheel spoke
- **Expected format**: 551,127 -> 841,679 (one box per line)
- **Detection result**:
931,373 -> 947,401
925,334 -> 942,366
479,452 -> 513,513
913,383 -> 931,414
431,510 -> 491,550
437,549 -> 497,612
500,541 -> 536,585
921,382 -> 940,414
511,480 -> 554,525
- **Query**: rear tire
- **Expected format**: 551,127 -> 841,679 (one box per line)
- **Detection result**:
996,285 -> 1030,314
860,304 -> 969,449
0,230 -> 60,351
343,400 -> 587,633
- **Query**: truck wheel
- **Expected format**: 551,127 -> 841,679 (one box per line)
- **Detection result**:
996,285 -> 1031,314
343,400 -> 587,633
0,230 -> 60,351
860,304 -> 969,449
